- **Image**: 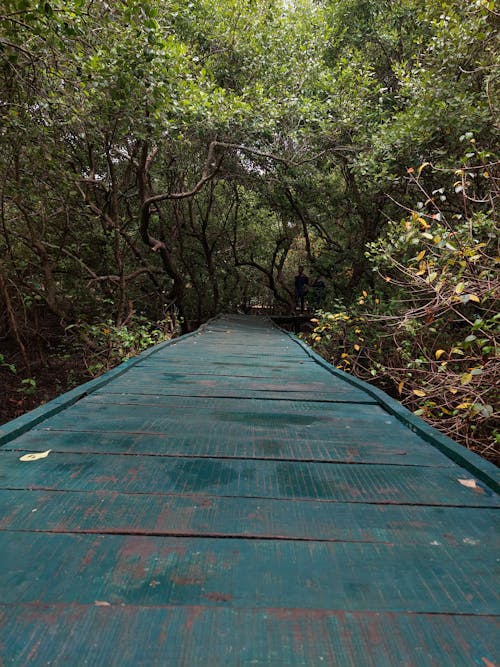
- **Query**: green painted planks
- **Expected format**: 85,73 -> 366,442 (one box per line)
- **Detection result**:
0,452 -> 497,506
0,533 -> 498,614
90,373 -> 376,402
29,397 -> 439,445
0,314 -> 498,666
1,489 -> 498,546
0,605 -> 498,667
90,388 -> 375,403
5,428 -> 454,466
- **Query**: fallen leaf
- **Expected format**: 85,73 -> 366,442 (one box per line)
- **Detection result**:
435,349 -> 446,360
417,161 -> 431,176
19,450 -> 51,462
95,601 -> 111,607
458,478 -> 476,488
412,389 -> 426,397
460,372 -> 473,385
457,478 -> 484,494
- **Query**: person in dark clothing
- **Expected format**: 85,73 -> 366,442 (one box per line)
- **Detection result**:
294,266 -> 309,313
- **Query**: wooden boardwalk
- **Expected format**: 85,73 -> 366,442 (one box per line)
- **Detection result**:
0,315 -> 498,666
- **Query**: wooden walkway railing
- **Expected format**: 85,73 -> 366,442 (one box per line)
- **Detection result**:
0,315 -> 498,665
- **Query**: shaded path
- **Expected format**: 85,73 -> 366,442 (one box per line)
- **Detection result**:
0,315 -> 498,665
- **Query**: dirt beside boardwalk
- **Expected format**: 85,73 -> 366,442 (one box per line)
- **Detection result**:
0,353 -> 90,426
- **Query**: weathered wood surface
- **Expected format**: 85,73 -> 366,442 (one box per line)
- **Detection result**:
0,315 -> 498,666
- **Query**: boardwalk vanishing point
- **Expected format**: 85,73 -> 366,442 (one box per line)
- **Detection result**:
0,315 -> 498,665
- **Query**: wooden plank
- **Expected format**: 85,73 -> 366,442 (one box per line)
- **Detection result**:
30,398 -> 443,447
1,605 -> 498,667
5,428 -> 453,466
0,533 -> 498,615
1,489 -> 498,546
1,452 -> 497,506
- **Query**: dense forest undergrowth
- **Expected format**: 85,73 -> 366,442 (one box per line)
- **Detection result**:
1,0 -> 498,463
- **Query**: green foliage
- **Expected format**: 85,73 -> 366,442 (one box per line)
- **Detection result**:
18,378 -> 37,395
76,315 -> 178,377
306,157 -> 499,461
0,354 -> 16,375
1,0 -> 498,463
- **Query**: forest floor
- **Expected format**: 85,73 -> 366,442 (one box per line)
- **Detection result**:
0,350 -> 90,425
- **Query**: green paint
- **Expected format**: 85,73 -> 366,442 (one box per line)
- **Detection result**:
0,315 -> 498,666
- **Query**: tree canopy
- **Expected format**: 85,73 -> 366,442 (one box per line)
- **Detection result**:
1,0 -> 498,460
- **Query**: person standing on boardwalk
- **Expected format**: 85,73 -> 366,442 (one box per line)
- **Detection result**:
294,266 -> 309,313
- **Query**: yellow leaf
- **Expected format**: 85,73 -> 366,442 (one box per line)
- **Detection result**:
310,318 -> 319,323
341,353 -> 348,359
354,344 -> 360,351
455,282 -> 465,294
456,403 -> 472,409
416,250 -> 426,261
412,389 -> 427,397
466,294 -> 480,303
314,336 -> 321,342
398,381 -> 405,395
435,349 -> 446,360
460,372 -> 473,385
418,162 -> 431,176
362,290 -> 368,297
448,388 -> 458,394
19,450 -> 51,462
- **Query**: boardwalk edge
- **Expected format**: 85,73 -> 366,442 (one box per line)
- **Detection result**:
0,326 -> 206,448
283,326 -> 499,494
